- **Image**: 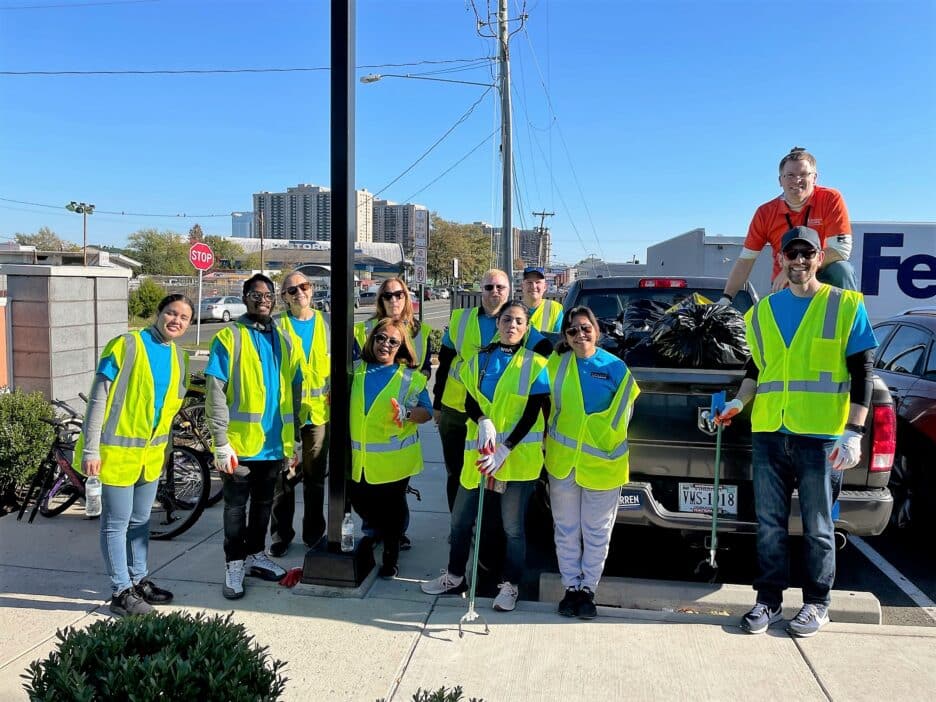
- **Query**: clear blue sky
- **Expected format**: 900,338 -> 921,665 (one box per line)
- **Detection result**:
1,0 -> 934,265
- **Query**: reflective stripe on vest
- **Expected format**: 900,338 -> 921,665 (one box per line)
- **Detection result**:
529,299 -> 563,332
228,328 -> 262,423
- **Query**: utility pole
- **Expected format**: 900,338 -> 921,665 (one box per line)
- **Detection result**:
497,0 -> 513,277
532,210 -> 554,268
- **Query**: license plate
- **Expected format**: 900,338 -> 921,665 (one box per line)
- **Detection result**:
678,483 -> 738,516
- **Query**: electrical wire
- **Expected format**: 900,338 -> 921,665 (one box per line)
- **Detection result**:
401,127 -> 499,203
0,197 -> 231,218
0,0 -> 156,9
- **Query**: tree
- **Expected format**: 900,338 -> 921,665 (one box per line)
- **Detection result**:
203,235 -> 244,268
427,213 -> 493,285
188,224 -> 205,243
126,229 -> 191,275
15,226 -> 80,251
128,278 -> 166,319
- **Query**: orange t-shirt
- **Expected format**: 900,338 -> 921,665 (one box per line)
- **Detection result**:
744,185 -> 851,279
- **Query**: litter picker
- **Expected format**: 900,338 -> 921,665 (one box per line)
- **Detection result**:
696,391 -> 726,580
459,479 -> 491,638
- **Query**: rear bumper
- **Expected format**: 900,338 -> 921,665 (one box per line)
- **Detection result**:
616,481 -> 893,536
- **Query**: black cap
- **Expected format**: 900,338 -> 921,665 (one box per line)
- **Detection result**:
781,226 -> 821,252
523,266 -> 546,279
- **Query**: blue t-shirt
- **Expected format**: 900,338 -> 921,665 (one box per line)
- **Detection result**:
474,347 -> 549,403
362,363 -> 431,414
205,325 -> 285,460
767,288 -> 879,438
98,328 -> 171,429
285,314 -> 316,359
574,348 -> 628,415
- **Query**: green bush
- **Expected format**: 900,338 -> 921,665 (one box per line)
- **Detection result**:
23,611 -> 287,701
379,687 -> 483,702
128,278 -> 166,320
0,389 -> 54,493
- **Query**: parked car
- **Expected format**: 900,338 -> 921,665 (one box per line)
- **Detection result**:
410,292 -> 421,315
437,288 -> 450,300
422,287 -> 436,301
312,290 -> 331,313
198,296 -> 246,323
872,307 -> 936,531
359,290 -> 378,305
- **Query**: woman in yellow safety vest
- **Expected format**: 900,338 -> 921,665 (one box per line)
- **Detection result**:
75,294 -> 193,617
350,318 -> 432,578
546,306 -> 640,620
421,301 -> 550,613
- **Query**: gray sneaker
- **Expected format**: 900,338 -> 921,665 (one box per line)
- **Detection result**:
740,602 -> 783,634
223,559 -> 246,600
245,551 -> 286,581
110,587 -> 154,616
787,603 -> 829,638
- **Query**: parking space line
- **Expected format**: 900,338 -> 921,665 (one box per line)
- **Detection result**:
850,535 -> 936,625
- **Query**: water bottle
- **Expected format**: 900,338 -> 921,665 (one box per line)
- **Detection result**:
340,512 -> 355,552
85,476 -> 102,517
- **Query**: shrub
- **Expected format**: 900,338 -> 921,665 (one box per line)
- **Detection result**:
0,389 -> 54,494
128,278 -> 166,320
23,611 -> 287,701
378,687 -> 483,702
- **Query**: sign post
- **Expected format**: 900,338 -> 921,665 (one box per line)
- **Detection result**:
414,223 -> 428,325
189,242 -> 215,346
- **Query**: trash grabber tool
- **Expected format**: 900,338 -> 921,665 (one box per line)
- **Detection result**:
696,391 -> 726,580
459,480 -> 491,638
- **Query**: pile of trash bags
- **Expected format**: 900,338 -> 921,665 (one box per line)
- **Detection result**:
599,295 -> 749,369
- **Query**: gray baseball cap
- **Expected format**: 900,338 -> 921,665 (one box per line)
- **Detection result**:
781,226 -> 821,251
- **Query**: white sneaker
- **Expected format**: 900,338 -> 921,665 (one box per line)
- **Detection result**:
420,570 -> 468,595
223,560 -> 245,600
493,581 -> 519,612
245,551 -> 287,581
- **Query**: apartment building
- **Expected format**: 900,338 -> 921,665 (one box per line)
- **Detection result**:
250,184 -> 373,243
373,199 -> 429,254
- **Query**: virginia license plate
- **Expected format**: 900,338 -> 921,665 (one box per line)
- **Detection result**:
678,483 -> 738,516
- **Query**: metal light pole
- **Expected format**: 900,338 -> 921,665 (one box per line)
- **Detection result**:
65,201 -> 95,265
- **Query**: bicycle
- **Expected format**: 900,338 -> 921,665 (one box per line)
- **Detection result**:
17,398 -> 211,540
172,373 -> 224,506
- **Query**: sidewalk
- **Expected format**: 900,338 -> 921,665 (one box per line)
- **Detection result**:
1,424 -> 934,701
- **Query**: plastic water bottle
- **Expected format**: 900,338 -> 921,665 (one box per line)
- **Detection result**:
340,512 -> 355,553
85,476 -> 102,517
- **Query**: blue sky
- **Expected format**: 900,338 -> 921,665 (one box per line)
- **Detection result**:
1,0 -> 933,265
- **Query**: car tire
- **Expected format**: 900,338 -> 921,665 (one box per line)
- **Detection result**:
888,449 -> 936,534
222,311 -> 231,323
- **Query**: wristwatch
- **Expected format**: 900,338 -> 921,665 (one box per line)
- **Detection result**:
845,422 -> 865,435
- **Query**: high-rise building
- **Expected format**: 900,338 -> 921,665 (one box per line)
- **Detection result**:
373,199 -> 429,254
231,211 -> 255,238
251,184 -> 373,243
484,225 -> 551,268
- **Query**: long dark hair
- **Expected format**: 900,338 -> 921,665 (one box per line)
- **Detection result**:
555,306 -> 601,354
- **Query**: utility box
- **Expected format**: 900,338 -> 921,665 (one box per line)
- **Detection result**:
0,265 -> 132,409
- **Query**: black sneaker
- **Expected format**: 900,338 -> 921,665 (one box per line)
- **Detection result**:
399,534 -> 412,551
378,563 -> 399,579
577,588 -> 597,620
268,541 -> 290,558
135,578 -> 173,605
110,587 -> 154,617
558,587 -> 581,617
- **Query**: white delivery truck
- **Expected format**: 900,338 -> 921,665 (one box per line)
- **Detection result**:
851,221 -> 936,322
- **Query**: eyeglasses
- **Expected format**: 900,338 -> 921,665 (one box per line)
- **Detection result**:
284,282 -> 312,296
246,291 -> 274,302
781,172 -> 815,182
565,324 -> 595,337
483,284 -> 508,292
381,290 -> 405,301
783,248 -> 819,261
373,333 -> 401,348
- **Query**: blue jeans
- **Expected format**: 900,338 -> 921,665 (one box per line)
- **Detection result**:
100,476 -> 159,595
817,260 -> 857,290
447,479 -> 535,585
752,432 -> 836,608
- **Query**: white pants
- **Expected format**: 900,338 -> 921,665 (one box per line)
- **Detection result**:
549,469 -> 621,591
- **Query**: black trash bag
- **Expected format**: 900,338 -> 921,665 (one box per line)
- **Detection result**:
622,299 -> 668,333
649,301 -> 750,368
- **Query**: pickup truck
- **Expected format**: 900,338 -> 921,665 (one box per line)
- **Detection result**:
562,275 -> 896,539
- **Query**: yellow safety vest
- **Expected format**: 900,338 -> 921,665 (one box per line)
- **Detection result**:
529,299 -> 564,333
354,318 -> 433,369
213,323 -> 298,459
746,285 -> 861,435
545,351 -> 640,490
278,310 -> 330,425
441,307 -> 498,412
75,331 -> 188,486
459,347 -> 548,489
349,361 -> 426,484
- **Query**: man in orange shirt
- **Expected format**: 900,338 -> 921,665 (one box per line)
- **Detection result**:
720,148 -> 857,303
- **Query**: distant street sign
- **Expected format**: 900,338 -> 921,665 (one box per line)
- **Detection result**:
189,242 -> 214,271
453,258 -> 459,279
414,264 -> 427,284
415,230 -> 428,247
414,245 -> 427,265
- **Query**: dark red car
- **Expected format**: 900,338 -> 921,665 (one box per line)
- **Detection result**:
872,307 -> 936,531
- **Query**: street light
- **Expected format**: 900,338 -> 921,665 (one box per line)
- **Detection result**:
359,73 -> 494,88
65,201 -> 95,265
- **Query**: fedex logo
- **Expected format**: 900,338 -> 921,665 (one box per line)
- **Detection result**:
861,233 -> 936,299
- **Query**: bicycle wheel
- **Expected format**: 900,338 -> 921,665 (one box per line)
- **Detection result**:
149,447 -> 210,540
173,404 -> 223,507
39,466 -> 82,517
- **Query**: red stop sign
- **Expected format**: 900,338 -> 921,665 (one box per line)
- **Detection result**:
189,242 -> 214,271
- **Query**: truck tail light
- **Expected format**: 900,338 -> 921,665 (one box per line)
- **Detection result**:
638,278 -> 687,288
869,403 -> 896,472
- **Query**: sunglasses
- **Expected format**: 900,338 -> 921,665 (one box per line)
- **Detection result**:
783,247 -> 819,261
246,291 -> 274,302
381,290 -> 406,301
373,332 -> 402,348
483,284 -> 508,292
565,324 -> 595,336
285,282 -> 312,296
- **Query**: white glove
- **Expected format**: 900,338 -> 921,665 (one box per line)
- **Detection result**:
830,430 -> 862,471
714,398 -> 744,427
477,417 -> 497,455
390,398 -> 407,428
214,443 -> 239,474
717,296 -> 733,307
478,444 -> 510,477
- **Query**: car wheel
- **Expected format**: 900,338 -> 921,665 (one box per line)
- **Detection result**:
222,311 -> 231,323
888,450 -> 936,533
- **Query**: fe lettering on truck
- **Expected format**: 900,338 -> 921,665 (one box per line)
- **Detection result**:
861,232 -> 936,299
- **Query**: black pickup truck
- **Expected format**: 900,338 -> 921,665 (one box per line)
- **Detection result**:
563,275 -> 896,538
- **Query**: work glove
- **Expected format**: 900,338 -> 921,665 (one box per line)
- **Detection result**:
390,398 -> 407,428
714,398 -> 744,427
829,430 -> 862,471
477,417 -> 497,455
213,443 -> 240,475
477,444 -> 510,477
717,296 -> 733,307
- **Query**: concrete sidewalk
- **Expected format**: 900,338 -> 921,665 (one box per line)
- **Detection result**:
2,424 -> 935,701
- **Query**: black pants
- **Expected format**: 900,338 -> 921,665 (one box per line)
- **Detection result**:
438,407 -> 467,512
350,476 -> 409,568
222,459 -> 281,562
270,423 -> 329,547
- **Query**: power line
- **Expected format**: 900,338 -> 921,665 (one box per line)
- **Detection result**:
0,0 -> 156,10
402,128 -> 499,203
0,196 -> 231,218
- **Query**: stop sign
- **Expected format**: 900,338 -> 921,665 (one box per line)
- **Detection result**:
189,242 -> 214,271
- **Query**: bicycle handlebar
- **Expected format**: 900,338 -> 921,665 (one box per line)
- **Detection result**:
52,399 -> 81,418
